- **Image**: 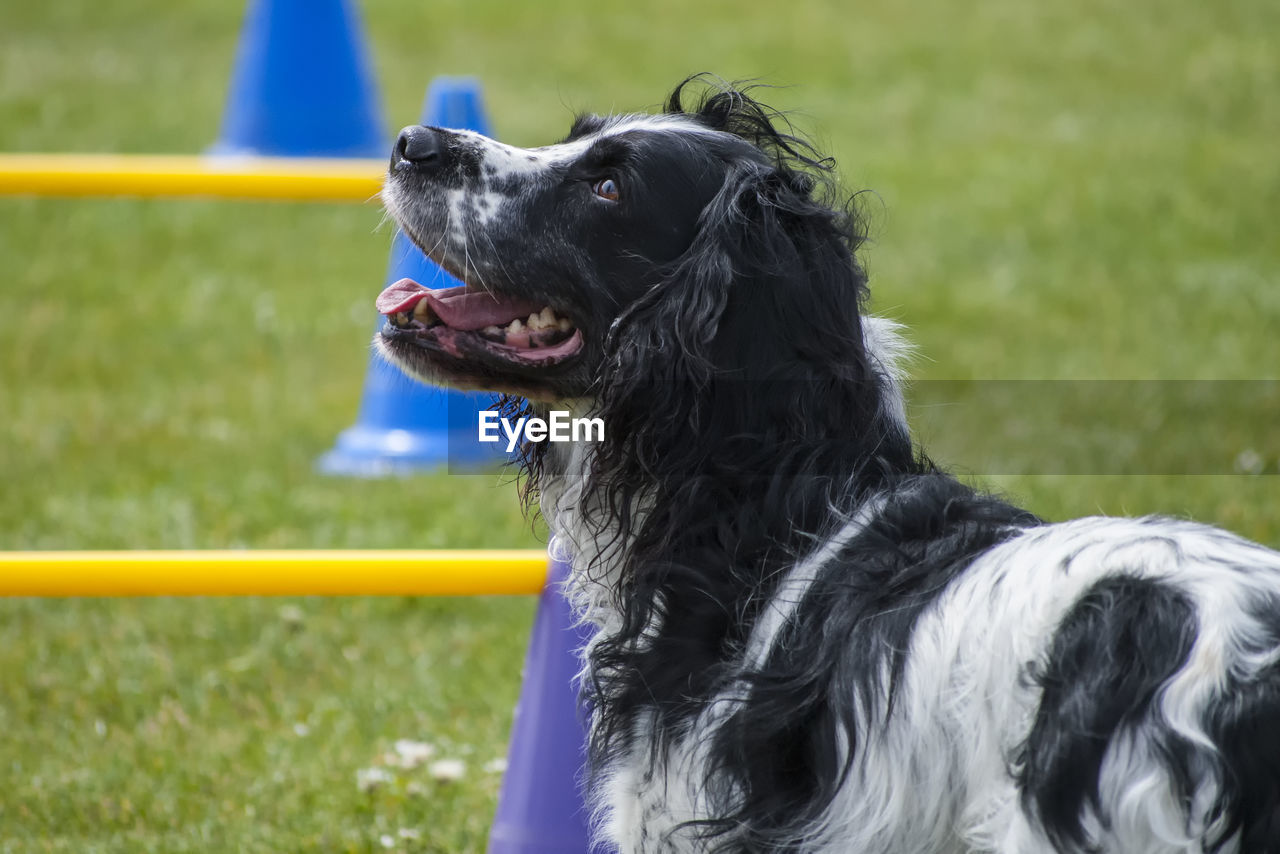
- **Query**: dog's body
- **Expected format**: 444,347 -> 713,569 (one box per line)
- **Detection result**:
377,78 -> 1280,853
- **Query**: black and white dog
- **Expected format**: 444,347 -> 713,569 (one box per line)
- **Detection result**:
376,77 -> 1280,853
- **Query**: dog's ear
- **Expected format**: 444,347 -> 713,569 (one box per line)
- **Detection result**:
592,162 -> 885,493
705,165 -> 872,388
603,161 -> 876,395
599,166 -> 750,405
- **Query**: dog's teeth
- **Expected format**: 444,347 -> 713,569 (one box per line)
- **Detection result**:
557,318 -> 572,332
506,318 -> 523,334
525,307 -> 559,331
483,325 -> 501,336
393,311 -> 409,326
412,299 -> 431,320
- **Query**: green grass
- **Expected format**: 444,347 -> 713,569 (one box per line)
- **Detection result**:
1,0 -> 1278,850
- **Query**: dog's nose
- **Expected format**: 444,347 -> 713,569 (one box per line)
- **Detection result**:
393,125 -> 446,170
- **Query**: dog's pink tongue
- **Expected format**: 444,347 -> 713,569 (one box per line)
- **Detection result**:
376,278 -> 432,315
376,278 -> 543,331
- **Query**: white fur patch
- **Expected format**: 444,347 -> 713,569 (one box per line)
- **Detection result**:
468,113 -> 726,183
562,501 -> 1280,852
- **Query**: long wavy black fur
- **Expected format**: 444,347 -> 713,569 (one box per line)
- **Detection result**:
497,78 -> 1022,849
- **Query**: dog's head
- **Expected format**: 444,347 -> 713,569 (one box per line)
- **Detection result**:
377,76 -> 888,405
378,96 -> 736,401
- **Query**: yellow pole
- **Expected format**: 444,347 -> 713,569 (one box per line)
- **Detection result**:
0,153 -> 386,202
0,550 -> 549,596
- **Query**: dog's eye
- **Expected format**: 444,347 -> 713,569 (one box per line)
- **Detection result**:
592,177 -> 620,202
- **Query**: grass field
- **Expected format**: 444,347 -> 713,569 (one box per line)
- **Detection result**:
2,0 -> 1278,850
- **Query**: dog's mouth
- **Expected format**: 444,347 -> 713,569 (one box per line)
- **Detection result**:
376,278 -> 584,368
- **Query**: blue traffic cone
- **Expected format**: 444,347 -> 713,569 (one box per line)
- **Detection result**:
421,76 -> 493,137
318,77 -> 505,475
210,0 -> 387,157
489,557 -> 603,854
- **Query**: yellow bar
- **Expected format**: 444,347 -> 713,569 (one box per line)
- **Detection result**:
0,550 -> 549,596
0,153 -> 387,202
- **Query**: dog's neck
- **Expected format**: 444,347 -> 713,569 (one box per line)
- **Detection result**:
538,411 -> 643,635
538,316 -> 913,634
